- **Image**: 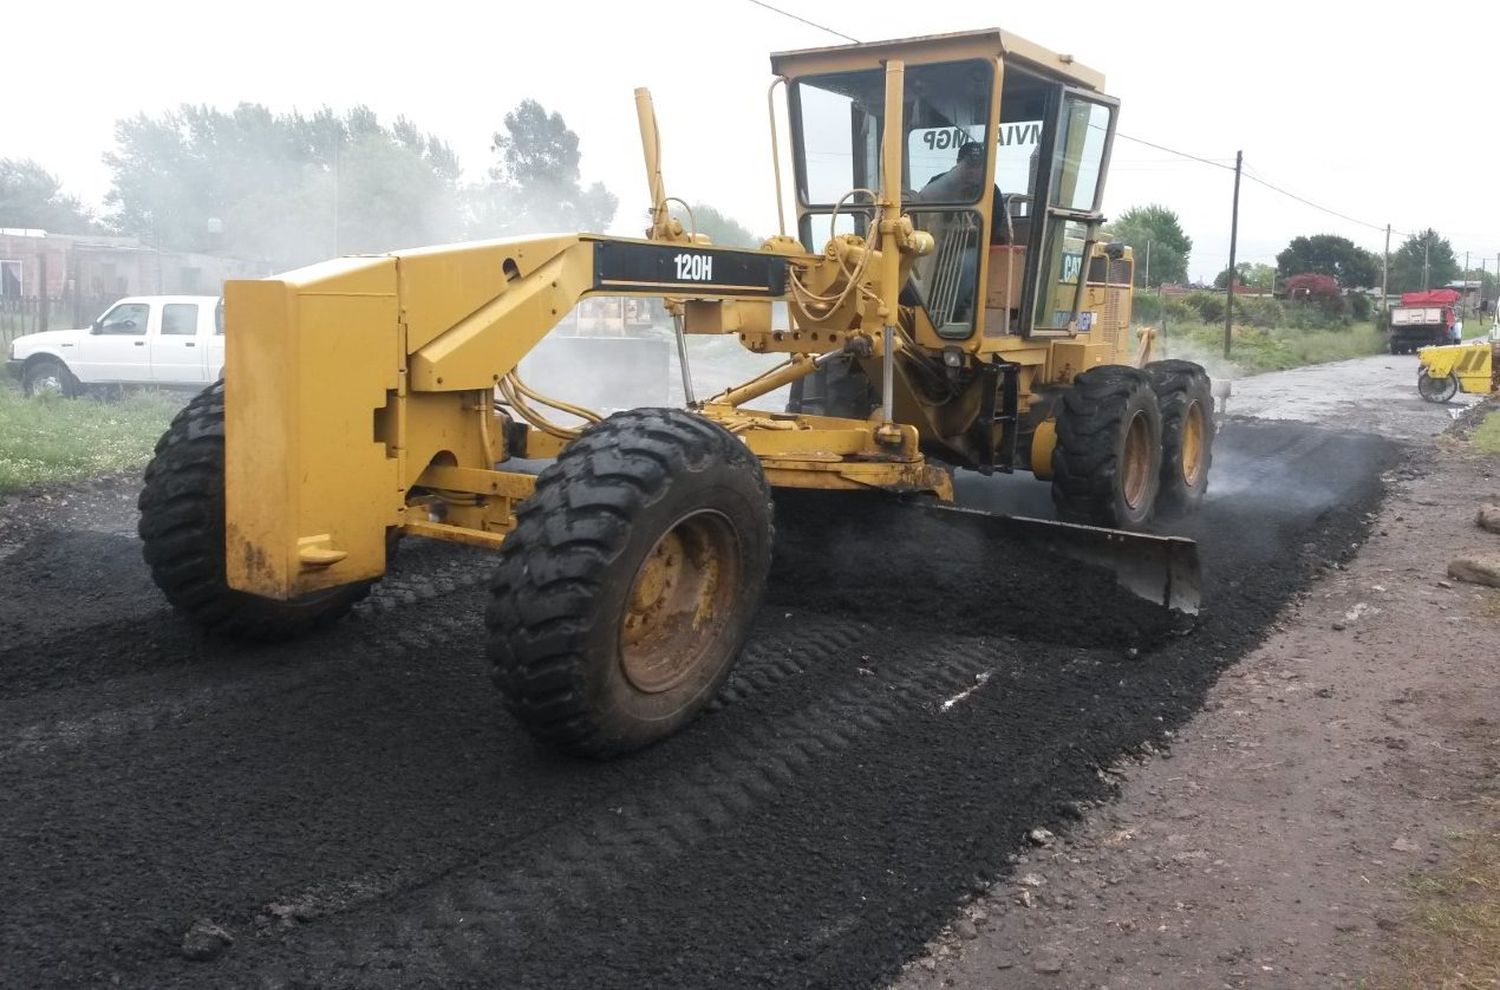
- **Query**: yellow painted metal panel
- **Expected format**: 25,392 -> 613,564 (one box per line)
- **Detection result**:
224,258 -> 402,600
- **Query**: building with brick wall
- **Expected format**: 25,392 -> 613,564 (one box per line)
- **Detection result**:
0,228 -> 268,302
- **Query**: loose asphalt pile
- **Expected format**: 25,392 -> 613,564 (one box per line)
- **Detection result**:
0,418 -> 1396,988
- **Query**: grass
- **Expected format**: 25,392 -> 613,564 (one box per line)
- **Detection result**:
0,383 -> 181,494
1368,828 -> 1500,989
1156,320 -> 1388,376
1473,410 -> 1500,456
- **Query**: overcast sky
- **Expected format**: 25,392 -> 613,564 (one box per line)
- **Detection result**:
9,0 -> 1499,281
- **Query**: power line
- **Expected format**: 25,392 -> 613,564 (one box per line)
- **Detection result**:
1115,132 -> 1236,172
743,0 -> 861,44
1240,165 -> 1390,235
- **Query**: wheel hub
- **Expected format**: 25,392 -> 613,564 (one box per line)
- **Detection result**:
619,510 -> 739,694
1122,411 -> 1152,509
1181,401 -> 1205,487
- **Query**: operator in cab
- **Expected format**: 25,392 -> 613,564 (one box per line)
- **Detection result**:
908,140 -> 1011,246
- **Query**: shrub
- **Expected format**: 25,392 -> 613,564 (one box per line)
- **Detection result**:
1235,296 -> 1284,328
1185,291 -> 1225,324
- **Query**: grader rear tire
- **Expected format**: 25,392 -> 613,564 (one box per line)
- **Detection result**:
137,381 -> 372,640
1051,366 -> 1163,531
1146,360 -> 1214,518
485,408 -> 774,759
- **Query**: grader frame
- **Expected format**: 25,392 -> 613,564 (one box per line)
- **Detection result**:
219,30 -> 1193,604
140,29 -> 1214,757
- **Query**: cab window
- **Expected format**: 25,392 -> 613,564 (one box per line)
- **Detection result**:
161,303 -> 199,336
97,303 -> 149,335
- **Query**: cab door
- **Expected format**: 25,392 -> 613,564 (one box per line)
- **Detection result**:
151,301 -> 207,383
73,301 -> 155,382
1027,89 -> 1118,336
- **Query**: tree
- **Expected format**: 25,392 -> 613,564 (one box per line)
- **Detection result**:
670,203 -> 760,248
1246,263 -> 1277,291
104,103 -> 465,266
1274,234 -> 1378,289
1283,273 -> 1340,299
1105,205 -> 1191,287
473,99 -> 617,236
1388,229 -> 1458,294
0,158 -> 97,233
1214,262 -> 1253,290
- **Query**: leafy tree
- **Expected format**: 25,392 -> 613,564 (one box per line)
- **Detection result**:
670,203 -> 760,248
474,99 -> 617,236
1214,262 -> 1253,290
104,104 -> 464,266
1283,273 -> 1340,299
1246,263 -> 1277,291
1105,205 -> 1191,287
1274,234 -> 1378,289
0,158 -> 97,233
1388,229 -> 1458,294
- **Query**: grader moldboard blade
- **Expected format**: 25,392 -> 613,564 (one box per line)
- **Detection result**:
912,502 -> 1202,616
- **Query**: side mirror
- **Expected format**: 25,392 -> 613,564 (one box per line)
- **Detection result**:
90,321 -> 103,334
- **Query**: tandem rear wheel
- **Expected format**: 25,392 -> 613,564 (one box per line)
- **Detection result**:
1050,361 -> 1214,530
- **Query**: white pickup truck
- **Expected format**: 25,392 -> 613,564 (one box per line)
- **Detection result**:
5,295 -> 225,397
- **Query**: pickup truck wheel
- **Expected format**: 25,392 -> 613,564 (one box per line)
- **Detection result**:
22,357 -> 79,398
138,380 -> 372,640
486,408 -> 774,759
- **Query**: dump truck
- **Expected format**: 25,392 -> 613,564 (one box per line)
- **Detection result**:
1389,289 -> 1460,354
138,29 -> 1215,758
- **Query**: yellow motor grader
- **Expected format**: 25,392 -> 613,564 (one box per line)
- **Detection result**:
138,29 -> 1215,757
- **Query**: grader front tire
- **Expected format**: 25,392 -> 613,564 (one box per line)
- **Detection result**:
1051,366 -> 1163,531
485,408 -> 774,759
137,381 -> 372,640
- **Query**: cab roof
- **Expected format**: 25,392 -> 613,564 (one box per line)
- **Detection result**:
770,28 -> 1105,92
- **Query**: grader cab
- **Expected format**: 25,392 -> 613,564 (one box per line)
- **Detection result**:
138,29 -> 1215,758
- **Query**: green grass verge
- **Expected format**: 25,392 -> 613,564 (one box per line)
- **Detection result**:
1474,410 -> 1500,455
1368,829 -> 1500,989
1156,321 -> 1388,376
0,384 -> 181,494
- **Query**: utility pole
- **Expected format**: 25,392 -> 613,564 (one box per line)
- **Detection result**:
332,133 -> 341,257
1422,238 -> 1430,291
1464,250 -> 1470,314
1381,224 -> 1390,312
1224,150 -> 1242,359
1144,240 -> 1151,292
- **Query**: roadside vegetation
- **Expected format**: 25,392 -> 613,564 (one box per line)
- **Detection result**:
0,383 -> 179,494
1370,828 -> 1500,989
1137,290 -> 1388,374
1475,409 -> 1500,456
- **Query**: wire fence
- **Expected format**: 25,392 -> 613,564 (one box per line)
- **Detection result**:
1,295 -> 117,349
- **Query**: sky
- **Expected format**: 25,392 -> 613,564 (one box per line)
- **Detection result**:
7,0 -> 1500,282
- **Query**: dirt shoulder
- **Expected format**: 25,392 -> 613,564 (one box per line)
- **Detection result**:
894,409 -> 1500,989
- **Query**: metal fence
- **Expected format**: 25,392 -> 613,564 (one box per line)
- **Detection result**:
1,295 -> 118,349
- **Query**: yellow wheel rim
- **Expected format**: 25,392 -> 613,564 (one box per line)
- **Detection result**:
1181,401 -> 1205,488
619,510 -> 739,694
1122,411 -> 1152,510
